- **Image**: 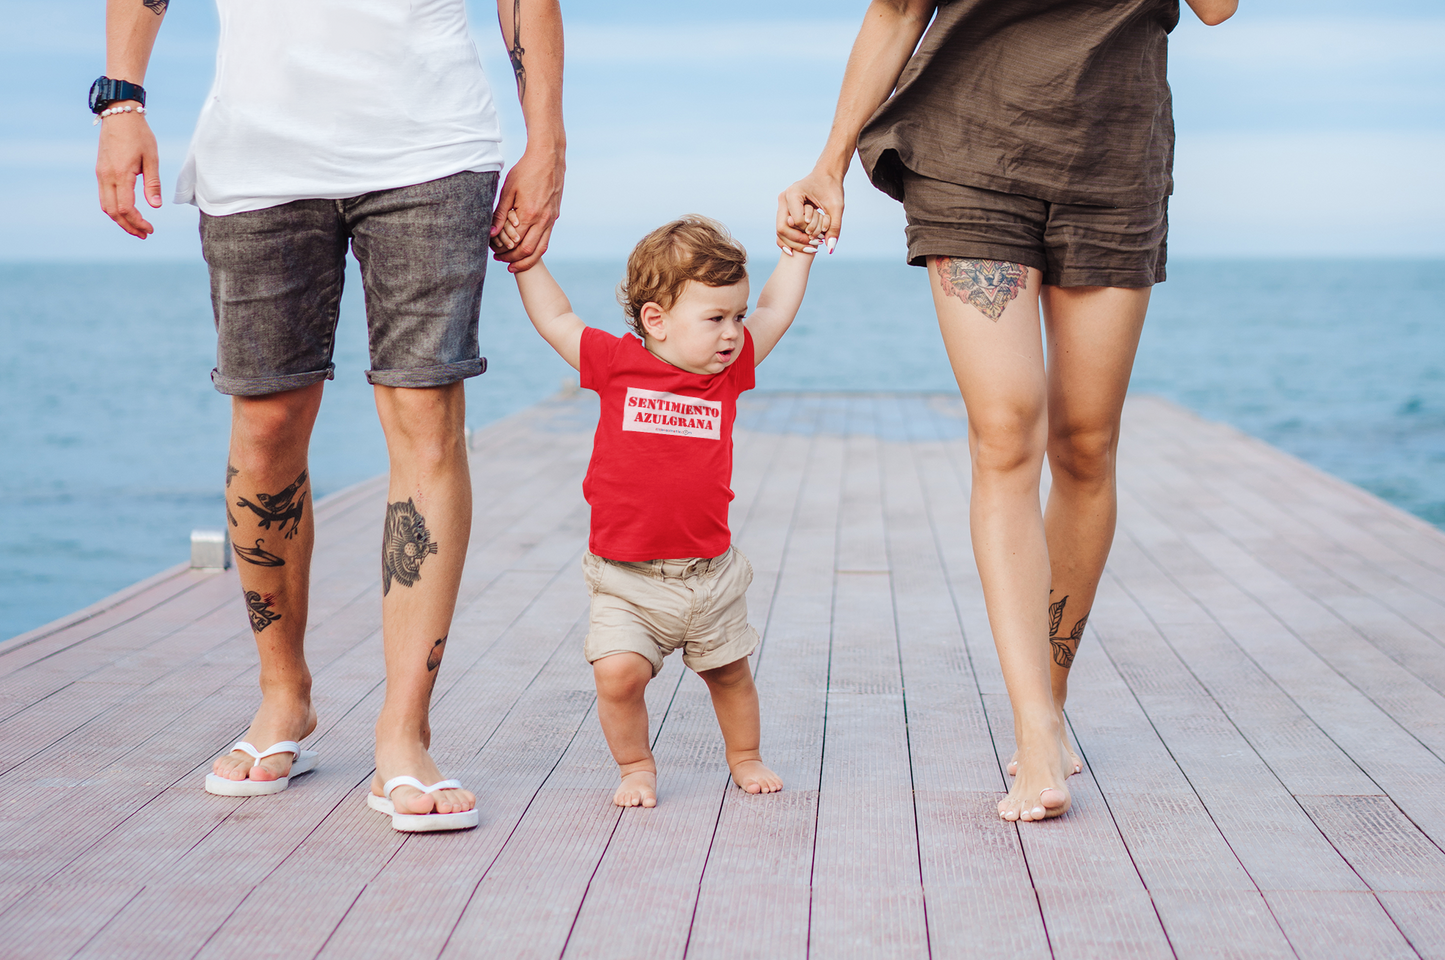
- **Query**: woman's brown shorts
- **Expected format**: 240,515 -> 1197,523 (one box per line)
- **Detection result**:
900,170 -> 1167,288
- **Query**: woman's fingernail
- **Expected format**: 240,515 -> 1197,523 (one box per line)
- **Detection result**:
784,247 -> 794,257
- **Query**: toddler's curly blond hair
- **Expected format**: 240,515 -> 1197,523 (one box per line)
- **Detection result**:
618,215 -> 748,338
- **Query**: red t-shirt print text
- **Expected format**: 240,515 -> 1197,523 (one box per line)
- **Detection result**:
622,388 -> 722,440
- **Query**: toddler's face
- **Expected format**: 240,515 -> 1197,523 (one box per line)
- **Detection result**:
643,279 -> 750,376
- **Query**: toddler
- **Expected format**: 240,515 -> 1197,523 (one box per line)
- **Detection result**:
507,213 -> 824,807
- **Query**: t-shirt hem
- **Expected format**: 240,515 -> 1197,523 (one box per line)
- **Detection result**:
177,157 -> 505,216
861,142 -> 1174,209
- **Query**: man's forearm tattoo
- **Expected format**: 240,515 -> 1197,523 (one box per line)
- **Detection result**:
508,0 -> 526,97
1048,594 -> 1088,669
382,498 -> 438,596
234,538 -> 286,567
937,258 -> 1027,321
235,469 -> 308,539
245,590 -> 281,633
143,0 -> 169,14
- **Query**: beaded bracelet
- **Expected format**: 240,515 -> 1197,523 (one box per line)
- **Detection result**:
93,104 -> 147,125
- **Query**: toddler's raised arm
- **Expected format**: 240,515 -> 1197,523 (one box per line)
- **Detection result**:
746,242 -> 821,365
514,260 -> 586,371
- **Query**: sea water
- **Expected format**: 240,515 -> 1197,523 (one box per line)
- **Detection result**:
2,259 -> 1441,640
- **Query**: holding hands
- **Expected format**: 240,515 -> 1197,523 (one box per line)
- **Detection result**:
776,171 -> 840,257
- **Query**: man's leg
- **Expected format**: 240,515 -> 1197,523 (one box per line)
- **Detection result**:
370,382 -> 475,816
212,383 -> 324,782
1039,285 -> 1151,707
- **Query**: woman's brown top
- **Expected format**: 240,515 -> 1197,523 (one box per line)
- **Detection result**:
858,0 -> 1180,207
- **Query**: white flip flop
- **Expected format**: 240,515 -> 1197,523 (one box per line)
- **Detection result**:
204,741 -> 319,797
366,776 -> 479,832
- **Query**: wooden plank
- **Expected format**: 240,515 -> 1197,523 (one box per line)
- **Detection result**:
809,398 -> 928,960
1376,892 -> 1445,960
1263,891 -> 1420,960
882,401 -> 1050,960
687,401 -> 839,959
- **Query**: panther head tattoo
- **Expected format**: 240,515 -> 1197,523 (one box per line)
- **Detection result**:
382,498 -> 438,596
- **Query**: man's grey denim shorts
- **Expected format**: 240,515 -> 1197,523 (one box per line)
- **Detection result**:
199,170 -> 498,396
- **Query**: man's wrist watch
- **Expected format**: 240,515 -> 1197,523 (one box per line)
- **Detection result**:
89,77 -> 147,114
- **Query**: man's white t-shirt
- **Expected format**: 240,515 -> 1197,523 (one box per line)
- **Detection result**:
176,0 -> 505,216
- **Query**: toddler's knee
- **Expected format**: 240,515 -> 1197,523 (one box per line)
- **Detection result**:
593,653 -> 652,701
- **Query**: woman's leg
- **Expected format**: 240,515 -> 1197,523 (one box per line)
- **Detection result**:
1039,285 -> 1151,709
928,256 -> 1070,821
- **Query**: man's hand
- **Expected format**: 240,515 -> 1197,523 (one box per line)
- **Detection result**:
96,110 -> 162,239
777,170 -> 844,256
488,144 -> 564,273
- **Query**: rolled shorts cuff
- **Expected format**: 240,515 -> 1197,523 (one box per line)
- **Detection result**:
681,625 -> 759,673
365,356 -> 486,388
905,237 -> 1047,274
211,365 -> 335,397
1050,263 -> 1166,288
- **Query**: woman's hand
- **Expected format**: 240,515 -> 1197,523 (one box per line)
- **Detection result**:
777,170 -> 844,255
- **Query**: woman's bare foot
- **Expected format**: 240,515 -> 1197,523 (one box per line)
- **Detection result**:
730,758 -> 782,795
999,730 -> 1072,822
1007,705 -> 1081,777
614,770 -> 658,808
372,735 -> 475,816
212,691 -> 317,783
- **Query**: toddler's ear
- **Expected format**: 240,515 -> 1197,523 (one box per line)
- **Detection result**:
639,302 -> 667,340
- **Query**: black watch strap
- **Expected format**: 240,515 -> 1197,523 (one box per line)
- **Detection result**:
89,77 -> 147,114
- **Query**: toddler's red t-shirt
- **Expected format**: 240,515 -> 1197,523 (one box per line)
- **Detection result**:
579,326 -> 755,561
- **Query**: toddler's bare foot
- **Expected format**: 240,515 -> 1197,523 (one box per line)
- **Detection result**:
212,692 -> 316,783
614,770 -> 657,808
730,758 -> 782,795
999,734 -> 1071,822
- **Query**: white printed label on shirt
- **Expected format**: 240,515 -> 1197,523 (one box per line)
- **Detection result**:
622,387 -> 721,440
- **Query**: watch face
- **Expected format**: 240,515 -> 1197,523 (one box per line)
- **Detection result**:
88,77 -> 110,113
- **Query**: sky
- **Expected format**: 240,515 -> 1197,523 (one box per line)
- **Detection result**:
2,0 -> 1442,261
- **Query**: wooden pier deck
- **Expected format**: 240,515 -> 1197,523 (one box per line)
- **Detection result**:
3,391 -> 1444,960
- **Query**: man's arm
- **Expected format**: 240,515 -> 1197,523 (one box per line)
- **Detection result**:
514,260 -> 586,370
745,248 -> 819,366
777,0 -> 936,254
96,0 -> 167,238
490,0 -> 566,273
1185,0 -> 1237,25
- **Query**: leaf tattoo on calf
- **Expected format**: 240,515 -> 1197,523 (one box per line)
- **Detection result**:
427,636 -> 447,672
382,499 -> 438,596
1048,595 -> 1088,669
234,538 -> 286,567
937,258 -> 1028,321
143,0 -> 169,14
245,590 -> 281,633
236,469 -> 308,539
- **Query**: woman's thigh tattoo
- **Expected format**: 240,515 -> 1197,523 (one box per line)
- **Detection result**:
936,258 -> 1028,321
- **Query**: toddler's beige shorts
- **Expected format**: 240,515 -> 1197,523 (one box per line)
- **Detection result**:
582,546 -> 759,677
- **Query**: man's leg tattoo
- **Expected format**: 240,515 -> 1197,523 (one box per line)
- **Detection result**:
235,469 -> 308,538
245,590 -> 281,633
234,538 -> 286,567
1048,594 -> 1088,668
382,498 -> 439,596
937,258 -> 1028,321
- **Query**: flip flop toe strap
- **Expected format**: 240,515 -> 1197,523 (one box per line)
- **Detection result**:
382,776 -> 464,799
230,741 -> 301,762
